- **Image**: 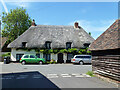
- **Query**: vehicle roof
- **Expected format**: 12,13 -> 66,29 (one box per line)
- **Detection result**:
23,54 -> 35,56
74,55 -> 91,56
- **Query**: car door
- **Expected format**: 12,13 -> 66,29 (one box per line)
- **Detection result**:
23,55 -> 29,63
84,56 -> 90,63
30,55 -> 36,63
75,56 -> 80,63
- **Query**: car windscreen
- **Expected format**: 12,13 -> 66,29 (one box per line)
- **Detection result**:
24,55 -> 29,58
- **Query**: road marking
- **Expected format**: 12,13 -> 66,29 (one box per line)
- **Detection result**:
19,75 -> 28,77
47,76 -> 58,78
61,74 -> 69,76
33,76 -> 42,79
47,74 -> 58,78
16,76 -> 27,79
1,77 -> 12,80
47,74 -> 57,76
82,74 -> 91,77
71,74 -> 81,76
61,74 -> 71,77
75,75 -> 84,77
61,75 -> 71,77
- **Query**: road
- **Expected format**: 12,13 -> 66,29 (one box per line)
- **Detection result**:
0,63 -> 118,89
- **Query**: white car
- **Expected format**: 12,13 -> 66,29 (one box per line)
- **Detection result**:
71,55 -> 92,65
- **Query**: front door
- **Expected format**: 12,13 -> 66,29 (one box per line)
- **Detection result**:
16,54 -> 24,62
57,53 -> 64,63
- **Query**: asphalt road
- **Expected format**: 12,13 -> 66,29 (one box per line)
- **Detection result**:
0,63 -> 118,89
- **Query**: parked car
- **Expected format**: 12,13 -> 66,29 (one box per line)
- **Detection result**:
71,55 -> 92,65
20,54 -> 45,65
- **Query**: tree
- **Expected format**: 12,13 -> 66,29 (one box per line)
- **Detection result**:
2,7 -> 32,43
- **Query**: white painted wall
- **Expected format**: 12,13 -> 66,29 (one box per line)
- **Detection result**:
11,48 -> 67,63
11,48 -> 41,61
51,53 -> 57,62
63,53 -> 67,63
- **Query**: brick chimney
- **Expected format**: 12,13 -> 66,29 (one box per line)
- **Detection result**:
31,19 -> 37,26
74,22 -> 79,28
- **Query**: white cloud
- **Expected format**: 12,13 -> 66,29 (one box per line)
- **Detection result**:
68,19 -> 115,39
1,0 -> 8,13
7,2 -> 30,8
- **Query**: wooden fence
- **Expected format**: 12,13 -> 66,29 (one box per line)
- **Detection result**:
92,55 -> 120,81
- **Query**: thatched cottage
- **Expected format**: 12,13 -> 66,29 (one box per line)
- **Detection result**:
89,19 -> 120,81
8,20 -> 94,63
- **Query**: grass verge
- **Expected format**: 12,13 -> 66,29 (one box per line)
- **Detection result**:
86,71 -> 95,77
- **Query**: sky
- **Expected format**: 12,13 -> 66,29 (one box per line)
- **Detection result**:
0,1 -> 118,39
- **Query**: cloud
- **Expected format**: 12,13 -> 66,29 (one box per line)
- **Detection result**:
68,19 -> 115,39
1,0 -> 8,13
7,2 -> 30,8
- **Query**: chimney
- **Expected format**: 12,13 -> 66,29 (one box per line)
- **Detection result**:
31,19 -> 37,26
74,22 -> 79,28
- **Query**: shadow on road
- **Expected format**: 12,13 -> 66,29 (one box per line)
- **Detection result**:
0,71 -> 60,89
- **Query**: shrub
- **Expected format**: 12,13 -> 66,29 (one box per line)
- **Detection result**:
1,52 -> 11,57
86,71 -> 95,77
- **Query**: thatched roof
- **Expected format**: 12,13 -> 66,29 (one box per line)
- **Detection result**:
89,19 -> 120,51
8,25 -> 94,49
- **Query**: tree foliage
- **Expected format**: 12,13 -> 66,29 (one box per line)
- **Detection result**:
2,7 -> 32,43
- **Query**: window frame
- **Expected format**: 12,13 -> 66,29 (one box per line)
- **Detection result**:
66,42 -> 72,49
45,41 -> 51,49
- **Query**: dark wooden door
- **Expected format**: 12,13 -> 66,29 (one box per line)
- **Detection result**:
57,53 -> 64,63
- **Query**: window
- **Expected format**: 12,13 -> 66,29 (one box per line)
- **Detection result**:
75,56 -> 91,58
83,43 -> 90,48
67,54 -> 74,60
24,55 -> 29,58
36,54 -> 40,58
45,41 -> 51,49
22,42 -> 27,47
16,54 -> 24,61
43,54 -> 51,61
66,42 -> 72,49
84,56 -> 91,58
30,55 -> 35,58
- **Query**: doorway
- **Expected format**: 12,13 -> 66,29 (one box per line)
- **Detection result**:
57,53 -> 64,63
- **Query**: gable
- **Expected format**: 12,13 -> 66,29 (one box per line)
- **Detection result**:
90,19 -> 120,51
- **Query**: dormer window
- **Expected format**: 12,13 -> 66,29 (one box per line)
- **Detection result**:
22,42 -> 27,47
83,43 -> 90,48
66,42 -> 72,49
45,41 -> 51,49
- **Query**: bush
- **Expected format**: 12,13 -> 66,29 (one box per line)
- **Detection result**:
1,52 -> 11,57
50,59 -> 57,64
86,71 -> 95,77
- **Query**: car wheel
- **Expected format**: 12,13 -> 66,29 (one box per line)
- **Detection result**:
79,61 -> 84,65
39,61 -> 43,65
22,61 -> 26,65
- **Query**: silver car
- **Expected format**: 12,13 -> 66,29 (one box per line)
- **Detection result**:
71,55 -> 92,65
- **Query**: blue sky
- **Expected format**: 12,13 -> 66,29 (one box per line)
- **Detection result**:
1,2 -> 118,39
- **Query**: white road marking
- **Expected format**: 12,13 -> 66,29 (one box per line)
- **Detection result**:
61,74 -> 71,77
47,74 -> 58,78
71,74 -> 81,76
16,77 -> 27,79
61,75 -> 71,77
61,74 -> 69,76
75,75 -> 84,77
47,76 -> 58,78
47,74 -> 57,76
